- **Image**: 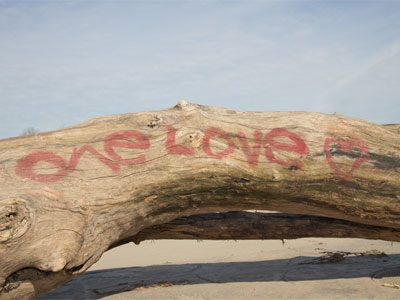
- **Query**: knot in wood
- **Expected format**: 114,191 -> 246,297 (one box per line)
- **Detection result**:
0,199 -> 32,243
189,131 -> 204,148
147,115 -> 163,129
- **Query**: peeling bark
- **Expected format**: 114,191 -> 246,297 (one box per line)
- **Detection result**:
0,100 -> 399,299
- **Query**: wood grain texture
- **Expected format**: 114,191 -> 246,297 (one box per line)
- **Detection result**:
0,100 -> 399,299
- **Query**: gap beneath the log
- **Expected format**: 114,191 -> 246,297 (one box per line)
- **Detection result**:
110,211 -> 400,250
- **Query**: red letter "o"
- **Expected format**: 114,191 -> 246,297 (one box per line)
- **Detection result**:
202,127 -> 235,159
15,151 -> 69,182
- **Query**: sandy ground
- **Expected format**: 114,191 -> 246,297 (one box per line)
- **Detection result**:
40,238 -> 400,300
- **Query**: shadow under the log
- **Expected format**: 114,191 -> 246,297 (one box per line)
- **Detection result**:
40,254 -> 400,300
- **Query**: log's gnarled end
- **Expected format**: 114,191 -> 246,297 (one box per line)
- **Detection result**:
0,191 -> 90,299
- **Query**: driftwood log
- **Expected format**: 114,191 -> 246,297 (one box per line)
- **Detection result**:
0,100 -> 399,299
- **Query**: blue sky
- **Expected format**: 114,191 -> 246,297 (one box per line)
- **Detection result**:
0,0 -> 399,139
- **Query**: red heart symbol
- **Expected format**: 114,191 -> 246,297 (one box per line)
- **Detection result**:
324,137 -> 369,180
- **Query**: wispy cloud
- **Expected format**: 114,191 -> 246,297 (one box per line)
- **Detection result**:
325,40 -> 400,123
0,1 -> 399,138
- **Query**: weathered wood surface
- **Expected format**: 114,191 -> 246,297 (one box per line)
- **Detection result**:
0,100 -> 399,299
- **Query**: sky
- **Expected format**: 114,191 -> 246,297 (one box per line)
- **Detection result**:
0,0 -> 399,139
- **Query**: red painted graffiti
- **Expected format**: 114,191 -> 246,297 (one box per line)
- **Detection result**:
238,130 -> 263,167
15,151 -> 70,183
264,128 -> 310,170
324,137 -> 369,180
165,125 -> 195,156
104,130 -> 150,166
15,125 -> 368,183
202,127 -> 236,159
16,130 -> 150,182
70,145 -> 120,173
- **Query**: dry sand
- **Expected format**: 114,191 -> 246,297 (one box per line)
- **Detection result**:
41,238 -> 400,299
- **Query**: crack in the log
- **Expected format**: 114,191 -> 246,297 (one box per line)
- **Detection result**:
330,147 -> 400,173
368,152 -> 400,171
66,263 -> 86,275
87,174 -> 120,180
328,147 -> 365,159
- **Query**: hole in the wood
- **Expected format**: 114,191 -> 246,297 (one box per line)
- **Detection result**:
66,263 -> 86,274
3,268 -> 50,292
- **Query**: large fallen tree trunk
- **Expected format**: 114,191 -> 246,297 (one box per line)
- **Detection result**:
1,100 -> 399,299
